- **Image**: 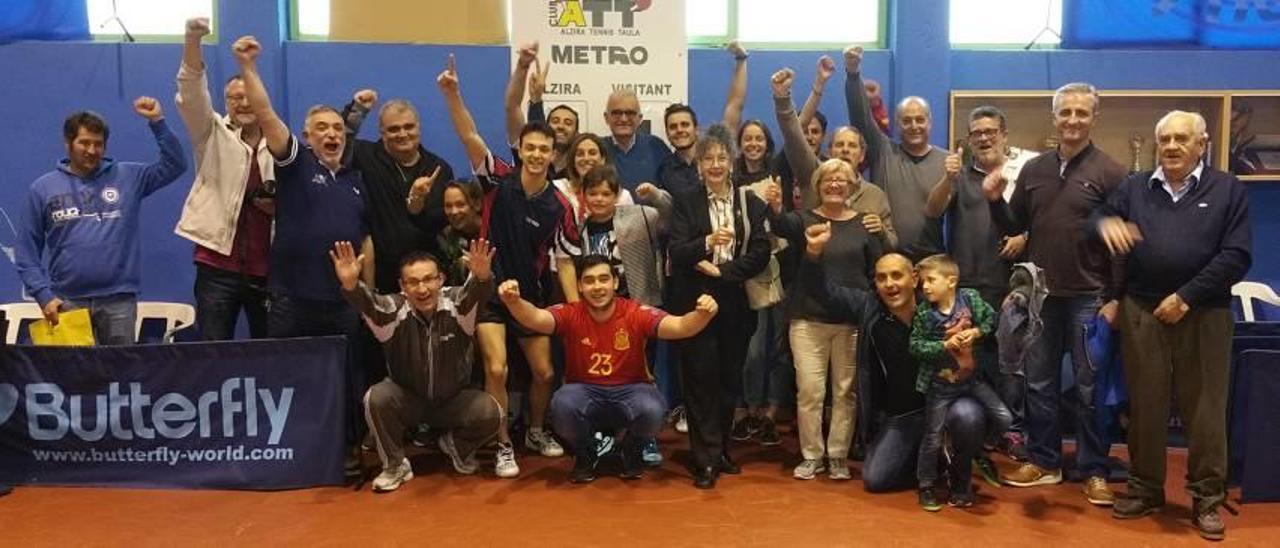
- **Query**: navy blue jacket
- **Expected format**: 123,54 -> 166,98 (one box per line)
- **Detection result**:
1092,167 -> 1251,309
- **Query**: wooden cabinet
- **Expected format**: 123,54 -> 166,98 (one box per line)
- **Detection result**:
1228,92 -> 1280,181
949,90 -> 1278,181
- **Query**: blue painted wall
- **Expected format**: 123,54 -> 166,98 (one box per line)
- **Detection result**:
1,0 -> 1277,312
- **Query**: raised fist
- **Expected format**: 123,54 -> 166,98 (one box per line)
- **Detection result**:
816,55 -> 836,83
133,96 -> 163,121
726,40 -> 747,60
232,36 -> 261,65
353,89 -> 378,110
843,45 -> 864,74
771,68 -> 795,98
185,17 -> 211,39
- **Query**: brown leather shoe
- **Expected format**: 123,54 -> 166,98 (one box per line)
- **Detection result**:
1083,475 -> 1115,506
1001,462 -> 1063,487
1193,508 -> 1225,541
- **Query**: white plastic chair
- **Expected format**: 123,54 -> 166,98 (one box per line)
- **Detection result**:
0,302 -> 43,344
1233,281 -> 1280,322
135,302 -> 196,343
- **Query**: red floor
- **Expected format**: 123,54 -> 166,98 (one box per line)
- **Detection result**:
2,431 -> 1277,547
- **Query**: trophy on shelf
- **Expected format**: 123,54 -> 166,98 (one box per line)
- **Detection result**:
1128,133 -> 1145,173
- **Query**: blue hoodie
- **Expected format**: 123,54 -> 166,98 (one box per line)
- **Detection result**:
15,120 -> 187,307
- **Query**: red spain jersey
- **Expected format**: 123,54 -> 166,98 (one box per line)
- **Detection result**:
549,298 -> 667,385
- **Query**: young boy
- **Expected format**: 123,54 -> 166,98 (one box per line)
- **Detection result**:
909,254 -> 1012,511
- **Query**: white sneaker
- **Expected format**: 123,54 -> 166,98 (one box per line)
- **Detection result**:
793,458 -> 826,480
372,458 -> 414,492
525,428 -> 565,457
438,431 -> 478,475
494,443 -> 520,478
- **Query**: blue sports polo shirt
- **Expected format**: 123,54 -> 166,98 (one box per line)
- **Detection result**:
270,135 -> 368,301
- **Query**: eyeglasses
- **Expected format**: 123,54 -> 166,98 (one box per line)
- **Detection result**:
968,128 -> 1002,140
401,274 -> 442,288
821,177 -> 852,184
608,109 -> 639,118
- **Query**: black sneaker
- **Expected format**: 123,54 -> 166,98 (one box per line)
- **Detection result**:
919,486 -> 943,512
344,451 -> 363,478
1112,495 -> 1163,520
409,423 -> 433,448
757,417 -> 782,446
730,415 -> 760,442
948,490 -> 975,508
619,440 -> 644,480
570,455 -> 597,484
974,454 -> 1001,488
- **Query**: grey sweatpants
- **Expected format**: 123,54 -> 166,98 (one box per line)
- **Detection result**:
364,379 -> 502,469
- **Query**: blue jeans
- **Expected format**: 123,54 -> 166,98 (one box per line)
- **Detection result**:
1025,294 -> 1111,477
194,263 -> 268,340
62,293 -> 136,345
549,383 -> 667,458
917,378 -> 1013,491
862,399 -> 986,493
742,304 -> 795,408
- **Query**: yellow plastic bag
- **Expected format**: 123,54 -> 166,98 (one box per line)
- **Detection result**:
29,308 -> 96,346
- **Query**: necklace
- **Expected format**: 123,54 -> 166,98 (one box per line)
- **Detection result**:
394,163 -> 411,184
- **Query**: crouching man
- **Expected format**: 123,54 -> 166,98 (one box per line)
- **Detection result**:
499,255 -> 718,483
331,238 -> 501,492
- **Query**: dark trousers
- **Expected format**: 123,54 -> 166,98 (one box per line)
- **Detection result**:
679,297 -> 756,470
1119,296 -> 1232,511
549,383 -> 667,458
194,263 -> 268,340
1025,294 -> 1111,477
917,378 -> 1013,491
862,399 -> 987,493
269,293 -> 364,445
364,380 -> 501,468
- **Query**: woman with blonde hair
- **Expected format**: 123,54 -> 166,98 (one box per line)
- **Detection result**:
763,158 -> 884,481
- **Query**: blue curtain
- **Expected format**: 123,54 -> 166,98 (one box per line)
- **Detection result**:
1063,0 -> 1280,49
0,0 -> 89,43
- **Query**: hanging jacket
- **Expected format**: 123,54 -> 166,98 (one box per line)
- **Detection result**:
996,261 -> 1049,375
